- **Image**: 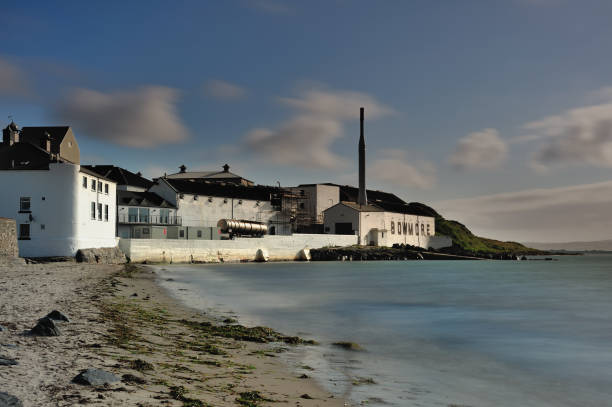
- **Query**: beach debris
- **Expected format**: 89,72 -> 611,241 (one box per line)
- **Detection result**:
300,393 -> 313,399
169,385 -> 204,406
299,373 -> 309,379
127,359 -> 154,372
121,373 -> 147,384
236,391 -> 274,406
0,325 -> 4,332
73,368 -> 120,386
223,318 -> 237,324
352,376 -> 376,385
0,357 -> 18,366
0,344 -> 17,349
29,317 -> 61,336
332,341 -> 364,351
0,392 -> 23,407
45,310 -> 70,322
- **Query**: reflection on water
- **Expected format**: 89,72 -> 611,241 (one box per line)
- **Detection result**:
156,254 -> 612,407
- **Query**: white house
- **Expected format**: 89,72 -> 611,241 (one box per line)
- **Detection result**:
0,122 -> 117,257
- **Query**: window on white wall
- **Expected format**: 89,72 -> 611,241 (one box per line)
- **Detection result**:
91,180 -> 96,191
19,197 -> 31,212
98,203 -> 102,220
91,202 -> 96,220
105,183 -> 109,194
98,182 -> 102,192
82,176 -> 87,188
18,224 -> 30,240
104,205 -> 109,221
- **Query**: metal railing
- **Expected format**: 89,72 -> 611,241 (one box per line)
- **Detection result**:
118,215 -> 182,225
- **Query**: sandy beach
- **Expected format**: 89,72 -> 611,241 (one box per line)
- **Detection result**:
0,261 -> 347,406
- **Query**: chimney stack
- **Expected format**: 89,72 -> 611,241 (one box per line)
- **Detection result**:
41,131 -> 52,152
3,121 -> 19,146
358,107 -> 367,207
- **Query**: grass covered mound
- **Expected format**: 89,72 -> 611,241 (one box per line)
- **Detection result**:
406,202 -> 544,256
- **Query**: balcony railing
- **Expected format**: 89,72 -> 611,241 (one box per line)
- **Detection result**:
118,215 -> 182,225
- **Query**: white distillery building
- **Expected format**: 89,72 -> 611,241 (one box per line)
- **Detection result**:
0,122 -> 117,257
149,177 -> 292,236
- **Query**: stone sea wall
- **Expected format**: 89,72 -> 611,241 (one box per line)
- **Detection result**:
0,217 -> 19,258
118,234 -> 359,263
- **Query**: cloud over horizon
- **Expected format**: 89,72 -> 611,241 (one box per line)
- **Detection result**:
241,87 -> 393,169
204,79 -> 247,101
369,150 -> 436,189
449,128 -> 508,170
524,98 -> 612,169
53,86 -> 189,148
435,180 -> 612,242
0,57 -> 30,97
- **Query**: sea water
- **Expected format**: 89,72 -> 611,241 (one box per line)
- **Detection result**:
156,254 -> 612,407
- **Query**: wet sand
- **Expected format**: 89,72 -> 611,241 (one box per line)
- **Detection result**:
0,261 -> 347,406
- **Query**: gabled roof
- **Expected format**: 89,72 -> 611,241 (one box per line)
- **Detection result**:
324,200 -> 435,217
328,201 -> 384,212
20,126 -> 70,155
166,170 -> 253,183
117,190 -> 176,208
0,142 -> 54,170
82,165 -> 153,189
297,183 -> 407,205
162,178 -> 280,201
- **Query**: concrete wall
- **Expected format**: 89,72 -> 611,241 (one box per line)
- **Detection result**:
119,233 -> 358,263
0,217 -> 19,257
291,184 -> 340,224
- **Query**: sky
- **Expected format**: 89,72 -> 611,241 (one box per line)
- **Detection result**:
2,0 -> 612,243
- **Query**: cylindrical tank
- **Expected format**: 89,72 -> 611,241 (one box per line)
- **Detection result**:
217,219 -> 268,236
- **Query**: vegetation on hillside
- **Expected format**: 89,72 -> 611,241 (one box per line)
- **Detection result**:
406,202 -> 545,256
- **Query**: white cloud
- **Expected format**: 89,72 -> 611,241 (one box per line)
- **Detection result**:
54,86 -> 189,148
204,79 -> 247,101
449,128 -> 508,170
241,87 -> 393,169
369,150 -> 436,189
434,180 -> 612,242
525,101 -> 612,168
0,57 -> 30,97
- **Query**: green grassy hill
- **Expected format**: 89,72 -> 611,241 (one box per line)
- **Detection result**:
406,202 -> 544,256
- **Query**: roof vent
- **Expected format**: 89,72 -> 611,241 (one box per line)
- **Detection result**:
136,171 -> 142,177
222,163 -> 230,173
179,164 -> 187,173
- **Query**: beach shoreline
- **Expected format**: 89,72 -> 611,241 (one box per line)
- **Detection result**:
0,261 -> 347,406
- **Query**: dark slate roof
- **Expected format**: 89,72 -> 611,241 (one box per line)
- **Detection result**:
0,142 -> 54,170
374,201 -> 435,216
82,165 -> 153,189
20,126 -> 70,155
117,190 -> 176,208
334,201 -> 384,212
163,178 -> 280,201
79,166 -> 115,183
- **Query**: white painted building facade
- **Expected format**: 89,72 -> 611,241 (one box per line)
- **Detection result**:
0,163 -> 117,257
323,202 -> 451,249
149,178 -> 292,236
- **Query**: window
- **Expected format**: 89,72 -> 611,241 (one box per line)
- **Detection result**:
197,230 -> 202,238
18,224 -> 30,240
104,183 -> 109,194
128,208 -> 138,222
160,208 -> 169,224
98,182 -> 102,192
91,202 -> 96,220
98,203 -> 102,220
104,205 -> 109,222
179,230 -> 185,238
82,176 -> 87,189
91,179 -> 96,191
40,224 -> 45,230
138,208 -> 149,223
19,197 -> 31,212
142,228 -> 150,235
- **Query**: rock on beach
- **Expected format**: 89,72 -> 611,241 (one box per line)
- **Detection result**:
73,369 -> 120,386
29,317 -> 61,336
0,392 -> 22,407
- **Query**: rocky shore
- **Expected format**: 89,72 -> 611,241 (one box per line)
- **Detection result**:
0,261 -> 345,406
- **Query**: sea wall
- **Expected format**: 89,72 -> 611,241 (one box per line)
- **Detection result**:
119,233 -> 359,263
0,217 -> 19,257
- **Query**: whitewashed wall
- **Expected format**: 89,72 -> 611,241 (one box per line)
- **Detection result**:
76,168 -> 117,251
119,233 -> 358,263
0,163 -> 117,257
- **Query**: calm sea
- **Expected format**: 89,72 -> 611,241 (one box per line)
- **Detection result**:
155,254 -> 612,407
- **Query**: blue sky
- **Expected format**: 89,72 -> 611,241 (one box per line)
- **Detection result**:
2,0 -> 612,242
